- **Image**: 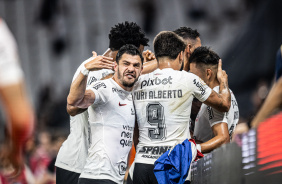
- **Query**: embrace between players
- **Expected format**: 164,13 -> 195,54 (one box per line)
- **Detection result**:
55,22 -> 239,184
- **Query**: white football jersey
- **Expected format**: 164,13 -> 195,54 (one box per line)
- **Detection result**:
193,86 -> 239,142
80,78 -> 135,184
55,58 -> 113,173
132,68 -> 212,165
0,19 -> 23,87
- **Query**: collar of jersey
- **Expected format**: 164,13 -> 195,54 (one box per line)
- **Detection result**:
109,78 -> 131,95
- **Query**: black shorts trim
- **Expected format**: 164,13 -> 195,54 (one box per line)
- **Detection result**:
78,178 -> 117,184
131,163 -> 158,184
129,163 -> 191,184
56,167 -> 80,184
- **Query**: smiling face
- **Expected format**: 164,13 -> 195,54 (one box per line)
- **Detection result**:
115,53 -> 143,89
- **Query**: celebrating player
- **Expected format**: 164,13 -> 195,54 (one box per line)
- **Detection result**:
128,31 -> 231,184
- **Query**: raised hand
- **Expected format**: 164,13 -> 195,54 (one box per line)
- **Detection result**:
142,49 -> 156,63
217,59 -> 228,84
85,52 -> 114,71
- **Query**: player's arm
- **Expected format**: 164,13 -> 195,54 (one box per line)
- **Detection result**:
141,49 -> 158,74
67,53 -> 113,109
66,104 -> 87,116
251,77 -> 282,127
0,82 -> 34,170
142,59 -> 158,74
199,123 -> 230,153
203,60 -> 231,112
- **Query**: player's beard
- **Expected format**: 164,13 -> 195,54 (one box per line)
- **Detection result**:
117,67 -> 137,88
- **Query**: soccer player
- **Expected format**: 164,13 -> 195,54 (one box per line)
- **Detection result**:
128,31 -> 231,184
0,18 -> 34,181
67,44 -> 143,184
55,21 -> 149,184
173,27 -> 201,72
190,46 -> 239,153
142,27 -> 201,74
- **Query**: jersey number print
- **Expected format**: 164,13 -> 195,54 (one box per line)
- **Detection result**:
147,103 -> 166,140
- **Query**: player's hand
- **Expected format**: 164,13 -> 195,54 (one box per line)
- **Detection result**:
142,50 -> 156,63
217,59 -> 228,84
85,51 -> 114,71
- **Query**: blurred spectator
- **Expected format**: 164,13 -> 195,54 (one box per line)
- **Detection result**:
251,77 -> 282,127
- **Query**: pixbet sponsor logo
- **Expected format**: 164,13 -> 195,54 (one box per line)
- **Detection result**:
141,76 -> 173,89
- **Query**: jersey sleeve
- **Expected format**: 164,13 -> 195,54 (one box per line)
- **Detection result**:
207,107 -> 228,127
86,81 -> 110,105
0,21 -> 24,86
187,73 -> 212,102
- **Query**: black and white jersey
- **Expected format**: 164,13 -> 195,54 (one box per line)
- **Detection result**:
194,86 -> 239,142
132,68 -> 212,165
80,78 -> 135,184
55,57 -> 113,173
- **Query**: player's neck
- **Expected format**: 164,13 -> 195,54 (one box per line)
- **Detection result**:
209,78 -> 220,89
157,58 -> 181,70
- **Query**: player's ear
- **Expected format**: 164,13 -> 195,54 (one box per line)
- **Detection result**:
179,51 -> 184,64
114,61 -> 118,72
206,69 -> 212,80
188,44 -> 192,54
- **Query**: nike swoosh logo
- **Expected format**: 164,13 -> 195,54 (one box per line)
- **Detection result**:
119,102 -> 127,106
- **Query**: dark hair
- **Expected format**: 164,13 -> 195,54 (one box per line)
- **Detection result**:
173,27 -> 200,40
153,31 -> 186,60
108,21 -> 149,51
189,46 -> 220,67
116,44 -> 144,64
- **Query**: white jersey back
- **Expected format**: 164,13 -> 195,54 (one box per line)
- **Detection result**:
194,86 -> 239,142
0,20 -> 23,87
133,68 -> 212,164
80,78 -> 135,184
55,57 -> 113,173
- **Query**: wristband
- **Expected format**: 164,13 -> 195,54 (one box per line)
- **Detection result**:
81,64 -> 90,76
196,144 -> 201,152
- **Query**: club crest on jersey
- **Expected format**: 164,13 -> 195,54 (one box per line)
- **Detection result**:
140,76 -> 172,89
131,108 -> 135,115
92,82 -> 106,90
118,161 -> 127,175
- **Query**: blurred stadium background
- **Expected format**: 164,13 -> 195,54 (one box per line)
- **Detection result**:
0,0 -> 281,183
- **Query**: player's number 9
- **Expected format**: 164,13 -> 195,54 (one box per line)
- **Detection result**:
146,103 -> 166,140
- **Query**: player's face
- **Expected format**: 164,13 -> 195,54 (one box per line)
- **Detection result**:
191,37 -> 201,53
184,37 -> 201,72
116,53 -> 143,88
190,63 -> 207,83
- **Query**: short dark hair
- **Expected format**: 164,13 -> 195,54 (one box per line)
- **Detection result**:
189,46 -> 220,69
153,31 -> 186,60
116,44 -> 144,64
173,27 -> 200,40
108,21 -> 149,51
